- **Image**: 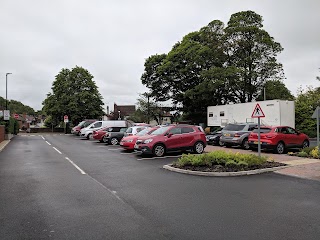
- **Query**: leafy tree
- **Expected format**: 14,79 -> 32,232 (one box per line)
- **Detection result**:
295,86 -> 320,137
141,11 -> 284,124
42,66 -> 104,126
223,10 -> 284,103
256,80 -> 294,101
0,96 -> 35,114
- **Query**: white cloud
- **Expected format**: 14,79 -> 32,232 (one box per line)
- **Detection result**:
0,0 -> 319,111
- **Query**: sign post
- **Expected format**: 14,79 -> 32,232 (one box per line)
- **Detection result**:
311,106 -> 320,146
251,103 -> 265,157
64,115 -> 69,134
4,110 -> 10,121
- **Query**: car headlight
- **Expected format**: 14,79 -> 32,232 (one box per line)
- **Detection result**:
143,139 -> 153,144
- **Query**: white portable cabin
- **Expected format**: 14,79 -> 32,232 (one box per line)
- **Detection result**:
207,100 -> 295,128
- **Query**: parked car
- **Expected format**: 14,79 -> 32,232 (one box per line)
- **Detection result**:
134,124 -> 206,157
248,126 -> 310,154
71,119 -> 97,135
120,127 -> 156,151
102,127 -> 128,145
124,126 -> 149,137
92,126 -> 110,142
80,120 -> 127,139
206,127 -> 224,146
220,123 -> 258,150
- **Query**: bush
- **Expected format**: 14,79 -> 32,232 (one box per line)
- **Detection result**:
174,150 -> 268,168
310,146 -> 319,159
301,146 -> 315,155
0,117 -> 19,134
297,151 -> 309,158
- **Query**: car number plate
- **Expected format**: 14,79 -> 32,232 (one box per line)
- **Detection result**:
224,133 -> 230,137
254,141 -> 261,144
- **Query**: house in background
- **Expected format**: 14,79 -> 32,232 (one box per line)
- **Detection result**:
104,103 -> 136,120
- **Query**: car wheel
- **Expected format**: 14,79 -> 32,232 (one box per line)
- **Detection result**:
86,133 -> 92,140
302,140 -> 309,148
218,140 -> 224,147
275,142 -> 285,154
99,139 -> 104,143
110,137 -> 119,145
153,144 -> 165,157
241,138 -> 250,150
102,136 -> 108,143
194,141 -> 205,154
225,143 -> 232,148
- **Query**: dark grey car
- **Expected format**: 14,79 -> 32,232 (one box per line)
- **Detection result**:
220,123 -> 257,150
102,127 -> 128,145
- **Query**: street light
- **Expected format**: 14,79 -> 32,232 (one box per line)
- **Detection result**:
6,73 -> 12,110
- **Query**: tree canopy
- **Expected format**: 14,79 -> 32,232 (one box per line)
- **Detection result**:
256,80 -> 294,101
141,10 -> 286,124
0,96 -> 35,115
42,66 -> 104,126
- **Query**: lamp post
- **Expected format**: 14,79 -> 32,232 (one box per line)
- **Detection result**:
6,73 -> 12,110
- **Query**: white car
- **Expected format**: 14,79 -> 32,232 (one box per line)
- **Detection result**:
124,126 -> 149,137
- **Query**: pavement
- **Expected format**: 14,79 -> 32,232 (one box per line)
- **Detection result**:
205,145 -> 320,181
1,135 -> 320,181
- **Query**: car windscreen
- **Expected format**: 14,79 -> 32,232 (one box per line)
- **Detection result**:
136,128 -> 150,136
83,121 -> 94,127
252,128 -> 272,133
150,126 -> 171,135
223,124 -> 246,131
77,121 -> 86,127
126,127 -> 133,133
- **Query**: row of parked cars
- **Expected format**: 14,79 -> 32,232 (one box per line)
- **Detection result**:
206,123 -> 310,154
71,120 -> 207,157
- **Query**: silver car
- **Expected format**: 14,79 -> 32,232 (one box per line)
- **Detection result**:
220,123 -> 257,150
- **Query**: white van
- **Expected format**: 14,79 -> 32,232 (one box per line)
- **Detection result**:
80,120 -> 128,139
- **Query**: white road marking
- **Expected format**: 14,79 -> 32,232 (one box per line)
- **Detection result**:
46,141 -> 51,146
53,147 -> 62,154
107,148 -> 121,151
41,135 -> 45,140
65,157 -> 86,175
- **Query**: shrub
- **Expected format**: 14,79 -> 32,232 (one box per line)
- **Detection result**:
175,151 -> 268,168
297,151 -> 309,158
310,146 -> 319,159
301,146 -> 315,155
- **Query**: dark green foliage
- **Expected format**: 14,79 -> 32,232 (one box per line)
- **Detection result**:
297,151 -> 309,158
141,11 -> 285,124
42,66 -> 104,127
300,146 -> 315,155
0,117 -> 19,134
295,86 -> 320,137
0,96 -> 35,114
174,150 -> 268,168
256,80 -> 295,101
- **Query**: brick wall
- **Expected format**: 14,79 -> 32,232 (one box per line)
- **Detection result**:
0,125 -> 4,143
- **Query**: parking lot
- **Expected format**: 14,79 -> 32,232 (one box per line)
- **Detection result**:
1,133 -> 320,240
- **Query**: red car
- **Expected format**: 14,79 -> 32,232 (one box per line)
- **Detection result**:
248,126 -> 309,154
134,124 -> 206,157
92,127 -> 110,142
120,127 -> 156,151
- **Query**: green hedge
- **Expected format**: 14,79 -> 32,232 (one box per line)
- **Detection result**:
174,150 -> 268,168
0,117 -> 19,134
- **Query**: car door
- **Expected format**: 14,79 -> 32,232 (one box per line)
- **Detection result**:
286,127 -> 301,147
181,127 -> 196,147
165,127 -> 182,151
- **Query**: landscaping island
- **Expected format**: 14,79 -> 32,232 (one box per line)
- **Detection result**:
164,150 -> 287,176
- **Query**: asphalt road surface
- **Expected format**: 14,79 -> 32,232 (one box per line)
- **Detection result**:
0,134 -> 319,240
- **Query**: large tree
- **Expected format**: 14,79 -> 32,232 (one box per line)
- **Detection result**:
42,66 -> 104,126
222,10 -> 284,103
0,96 -> 35,115
256,80 -> 294,101
141,11 -> 284,123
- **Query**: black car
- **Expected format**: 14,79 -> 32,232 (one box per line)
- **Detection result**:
206,128 -> 224,146
102,127 -> 128,145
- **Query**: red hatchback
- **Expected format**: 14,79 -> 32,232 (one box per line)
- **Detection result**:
120,127 -> 156,151
92,127 -> 109,142
248,126 -> 309,154
134,125 -> 206,157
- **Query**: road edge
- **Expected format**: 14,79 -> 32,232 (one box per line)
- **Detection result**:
0,140 -> 11,152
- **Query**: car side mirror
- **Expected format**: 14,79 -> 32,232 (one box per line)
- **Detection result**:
167,133 -> 173,138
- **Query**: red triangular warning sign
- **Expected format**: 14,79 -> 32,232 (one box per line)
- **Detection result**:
251,103 -> 265,118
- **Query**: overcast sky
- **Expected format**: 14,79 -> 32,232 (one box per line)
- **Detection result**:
1,0 -> 319,111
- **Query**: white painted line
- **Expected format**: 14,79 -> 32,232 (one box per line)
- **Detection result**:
41,135 -> 45,140
53,147 -> 62,154
107,148 -> 121,151
46,141 -> 52,146
120,152 -> 134,155
136,155 -> 182,161
65,157 -> 86,175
